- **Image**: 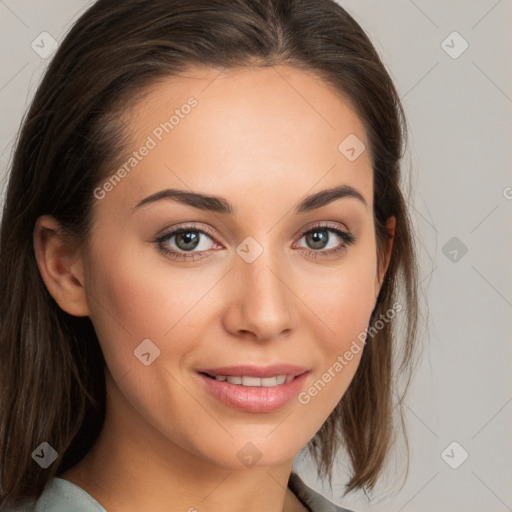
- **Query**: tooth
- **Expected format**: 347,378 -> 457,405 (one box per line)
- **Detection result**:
241,376 -> 262,387
216,375 -> 293,386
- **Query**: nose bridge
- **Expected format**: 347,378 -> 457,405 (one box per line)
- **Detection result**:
225,238 -> 295,339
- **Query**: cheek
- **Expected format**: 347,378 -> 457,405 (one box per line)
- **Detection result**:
311,272 -> 374,327
301,254 -> 377,342
295,249 -> 377,404
294,262 -> 377,423
83,238 -> 221,377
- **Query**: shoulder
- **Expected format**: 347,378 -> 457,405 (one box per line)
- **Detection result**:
12,473 -> 355,512
10,478 -> 106,512
288,472 -> 356,512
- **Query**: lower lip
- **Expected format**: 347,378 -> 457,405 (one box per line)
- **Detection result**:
197,372 -> 310,413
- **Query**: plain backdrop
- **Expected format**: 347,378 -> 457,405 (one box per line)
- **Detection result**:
1,1 -> 511,511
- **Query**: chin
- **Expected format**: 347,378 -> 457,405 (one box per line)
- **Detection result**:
189,435 -> 302,470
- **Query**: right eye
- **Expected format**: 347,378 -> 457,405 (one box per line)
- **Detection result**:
154,224 -> 222,261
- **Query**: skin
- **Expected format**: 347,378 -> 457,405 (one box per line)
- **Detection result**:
34,65 -> 395,512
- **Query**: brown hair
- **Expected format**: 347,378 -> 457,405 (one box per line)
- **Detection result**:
0,0 -> 419,506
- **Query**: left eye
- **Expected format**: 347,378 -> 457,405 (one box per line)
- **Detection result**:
297,227 -> 346,251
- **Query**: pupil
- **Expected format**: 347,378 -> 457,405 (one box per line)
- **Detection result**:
307,231 -> 328,249
177,231 -> 199,250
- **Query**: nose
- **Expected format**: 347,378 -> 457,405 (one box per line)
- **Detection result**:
222,249 -> 298,342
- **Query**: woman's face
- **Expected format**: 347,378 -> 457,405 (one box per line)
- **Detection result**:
79,65 -> 390,469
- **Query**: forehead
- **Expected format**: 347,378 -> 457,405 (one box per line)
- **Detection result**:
103,65 -> 373,214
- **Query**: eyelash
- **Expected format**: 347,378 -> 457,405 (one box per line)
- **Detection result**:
154,222 -> 356,261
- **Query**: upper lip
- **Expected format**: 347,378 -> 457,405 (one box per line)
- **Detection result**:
197,364 -> 310,378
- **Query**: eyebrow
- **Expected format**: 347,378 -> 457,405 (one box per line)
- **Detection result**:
133,184 -> 368,214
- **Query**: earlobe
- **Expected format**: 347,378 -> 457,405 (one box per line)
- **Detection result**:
33,215 -> 90,317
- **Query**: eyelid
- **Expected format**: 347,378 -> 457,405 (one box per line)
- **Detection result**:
295,220 -> 350,239
155,222 -> 218,242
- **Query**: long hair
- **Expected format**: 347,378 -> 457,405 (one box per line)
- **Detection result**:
0,0 -> 419,506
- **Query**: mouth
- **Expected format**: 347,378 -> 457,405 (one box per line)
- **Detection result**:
195,364 -> 310,412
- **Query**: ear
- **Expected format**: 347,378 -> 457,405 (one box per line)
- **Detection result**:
374,215 -> 396,302
33,215 -> 90,317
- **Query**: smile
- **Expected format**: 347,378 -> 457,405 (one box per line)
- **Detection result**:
196,365 -> 311,412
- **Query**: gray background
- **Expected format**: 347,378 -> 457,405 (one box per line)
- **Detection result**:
1,1 -> 511,511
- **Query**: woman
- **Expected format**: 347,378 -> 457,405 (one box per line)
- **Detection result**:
0,0 -> 419,510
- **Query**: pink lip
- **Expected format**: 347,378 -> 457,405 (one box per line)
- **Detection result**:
196,366 -> 310,413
